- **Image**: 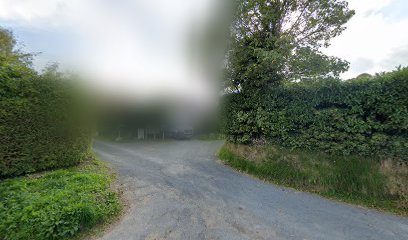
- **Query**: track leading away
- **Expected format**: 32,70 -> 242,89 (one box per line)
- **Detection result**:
95,140 -> 408,240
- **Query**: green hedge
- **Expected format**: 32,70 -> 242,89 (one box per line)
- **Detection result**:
0,70 -> 92,177
223,68 -> 408,160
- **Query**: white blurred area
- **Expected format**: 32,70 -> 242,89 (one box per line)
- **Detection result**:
73,0 -> 224,106
0,0 -> 229,109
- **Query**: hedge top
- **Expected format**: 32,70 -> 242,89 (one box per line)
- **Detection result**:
223,68 -> 408,160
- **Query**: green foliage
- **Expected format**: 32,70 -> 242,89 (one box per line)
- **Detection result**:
0,75 -> 93,177
0,28 -> 93,177
219,143 -> 406,215
223,68 -> 408,160
355,73 -> 372,80
0,159 -> 122,240
0,27 -> 33,69
226,0 -> 354,91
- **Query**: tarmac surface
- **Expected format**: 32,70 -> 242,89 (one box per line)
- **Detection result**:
95,140 -> 408,240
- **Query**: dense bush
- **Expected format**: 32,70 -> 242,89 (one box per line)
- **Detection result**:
0,62 -> 92,177
223,68 -> 408,160
0,159 -> 122,239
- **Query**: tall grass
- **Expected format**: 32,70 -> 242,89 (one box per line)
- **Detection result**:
218,143 -> 407,215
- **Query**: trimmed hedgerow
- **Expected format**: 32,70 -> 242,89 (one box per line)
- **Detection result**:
223,68 -> 408,160
0,67 -> 93,177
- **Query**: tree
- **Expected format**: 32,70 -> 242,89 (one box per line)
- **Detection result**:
355,73 -> 372,80
0,27 -> 35,79
0,28 -> 15,55
226,0 -> 355,92
0,27 -> 33,64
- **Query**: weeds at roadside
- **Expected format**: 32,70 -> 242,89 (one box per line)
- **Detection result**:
218,143 -> 407,216
0,158 -> 122,240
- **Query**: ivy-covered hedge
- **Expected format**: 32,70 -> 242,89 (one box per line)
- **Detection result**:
223,68 -> 408,160
0,69 -> 93,177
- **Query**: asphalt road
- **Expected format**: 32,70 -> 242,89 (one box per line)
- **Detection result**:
94,140 -> 408,240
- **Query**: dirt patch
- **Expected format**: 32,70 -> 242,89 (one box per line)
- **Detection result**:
381,159 -> 408,208
225,143 -> 268,164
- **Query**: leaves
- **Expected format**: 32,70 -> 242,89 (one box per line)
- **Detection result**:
222,68 -> 408,160
0,29 -> 93,177
0,160 -> 121,240
226,0 -> 355,91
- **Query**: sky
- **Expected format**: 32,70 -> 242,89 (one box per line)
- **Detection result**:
323,0 -> 408,79
0,0 -> 224,105
0,0 -> 407,92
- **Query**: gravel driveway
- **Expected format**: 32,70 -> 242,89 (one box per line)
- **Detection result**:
94,140 -> 408,240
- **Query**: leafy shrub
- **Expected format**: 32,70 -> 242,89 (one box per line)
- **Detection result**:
223,68 -> 408,160
0,159 -> 121,240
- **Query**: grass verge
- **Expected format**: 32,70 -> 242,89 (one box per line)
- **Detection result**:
0,158 -> 122,240
218,143 -> 407,216
196,133 -> 225,141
